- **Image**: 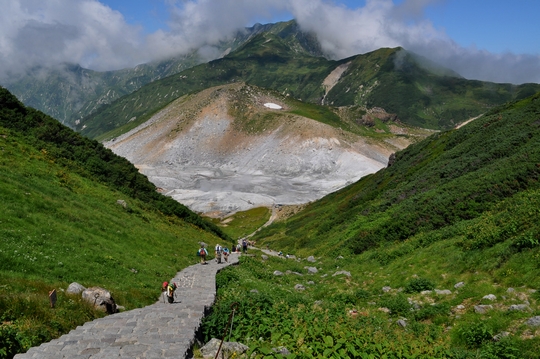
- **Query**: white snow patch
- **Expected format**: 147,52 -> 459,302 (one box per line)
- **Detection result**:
264,103 -> 282,110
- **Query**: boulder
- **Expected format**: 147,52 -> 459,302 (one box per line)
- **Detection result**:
332,271 -> 351,277
434,289 -> 452,295
474,305 -> 492,314
116,199 -> 127,208
382,286 -> 392,293
526,316 -> 540,327
483,294 -> 497,301
508,304 -> 531,312
493,332 -> 510,341
273,270 -> 284,276
82,287 -> 118,314
307,256 -> 316,263
454,282 -> 465,289
272,347 -> 291,356
66,282 -> 86,295
200,338 -> 248,359
306,266 -> 318,274
294,284 -> 306,291
397,319 -> 407,327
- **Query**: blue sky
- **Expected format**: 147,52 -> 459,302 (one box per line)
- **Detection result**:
101,0 -> 539,55
0,0 -> 539,84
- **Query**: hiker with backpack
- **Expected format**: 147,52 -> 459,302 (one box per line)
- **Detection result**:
242,239 -> 248,254
162,281 -> 177,304
215,244 -> 223,264
223,246 -> 230,263
198,245 -> 208,264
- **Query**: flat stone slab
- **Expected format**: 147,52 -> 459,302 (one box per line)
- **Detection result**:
14,254 -> 240,359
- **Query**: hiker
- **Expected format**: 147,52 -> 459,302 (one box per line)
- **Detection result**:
215,243 -> 222,264
242,239 -> 248,254
223,246 -> 230,263
163,281 -> 177,303
198,245 -> 208,264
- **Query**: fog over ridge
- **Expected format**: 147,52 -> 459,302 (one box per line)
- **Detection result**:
0,0 -> 538,84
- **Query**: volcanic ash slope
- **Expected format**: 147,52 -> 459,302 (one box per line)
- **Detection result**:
105,83 -> 400,215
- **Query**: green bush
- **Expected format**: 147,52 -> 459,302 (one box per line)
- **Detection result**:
404,277 -> 435,293
456,321 -> 493,349
379,294 -> 412,317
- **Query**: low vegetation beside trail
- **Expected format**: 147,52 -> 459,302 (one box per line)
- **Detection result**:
201,93 -> 540,357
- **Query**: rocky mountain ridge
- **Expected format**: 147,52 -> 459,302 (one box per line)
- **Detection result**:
104,83 -> 423,216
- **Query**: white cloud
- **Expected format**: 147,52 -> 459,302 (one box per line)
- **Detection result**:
0,0 -> 538,84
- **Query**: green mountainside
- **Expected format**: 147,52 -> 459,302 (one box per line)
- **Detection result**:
80,38 -> 540,140
2,20 -> 322,128
4,19 -> 538,139
0,87 -> 230,356
206,92 -> 540,357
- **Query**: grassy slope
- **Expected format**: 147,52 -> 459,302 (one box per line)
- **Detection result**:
0,87 -> 229,357
80,40 -> 540,140
202,93 -> 540,357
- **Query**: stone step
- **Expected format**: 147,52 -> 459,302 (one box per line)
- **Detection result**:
14,254 -> 240,359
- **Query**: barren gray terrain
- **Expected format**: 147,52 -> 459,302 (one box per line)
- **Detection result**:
105,84 -> 416,216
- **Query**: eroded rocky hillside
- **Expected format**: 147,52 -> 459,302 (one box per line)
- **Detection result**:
105,83 -> 427,216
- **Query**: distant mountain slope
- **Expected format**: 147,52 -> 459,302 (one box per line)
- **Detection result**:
2,20 -> 321,128
0,86 -> 228,240
103,83 -> 427,215
254,91 -> 540,254
80,39 -> 540,140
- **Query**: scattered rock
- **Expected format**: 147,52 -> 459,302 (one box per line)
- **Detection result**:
332,271 -> 351,277
273,271 -> 284,276
250,289 -> 259,294
483,294 -> 497,301
336,255 -> 344,260
130,268 -> 138,273
261,255 -> 268,260
66,282 -> 86,295
314,300 -> 323,306
435,289 -> 452,295
82,287 -> 118,314
508,304 -> 531,312
307,256 -> 316,263
306,266 -> 318,274
382,286 -> 392,293
456,305 -> 465,310
474,305 -> 493,314
116,199 -> 127,208
420,290 -> 432,295
454,282 -> 465,289
397,319 -> 407,328
507,287 -> 515,293
272,347 -> 291,356
294,284 -> 306,291
307,281 -> 315,285
525,316 -> 540,327
493,332 -> 510,342
286,270 -> 303,276
378,307 -> 391,314
321,274 -> 328,278
200,338 -> 248,359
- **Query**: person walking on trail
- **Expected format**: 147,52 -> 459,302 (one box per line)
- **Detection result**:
163,281 -> 177,304
223,246 -> 230,263
215,244 -> 223,264
198,245 -> 208,264
242,239 -> 248,254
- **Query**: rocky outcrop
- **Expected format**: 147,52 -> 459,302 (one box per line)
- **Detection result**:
104,83 -> 412,216
82,287 -> 119,314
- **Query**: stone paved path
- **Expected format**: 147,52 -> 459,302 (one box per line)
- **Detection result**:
15,253 -> 240,359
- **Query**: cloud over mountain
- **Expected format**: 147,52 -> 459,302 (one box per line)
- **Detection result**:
0,0 -> 538,84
